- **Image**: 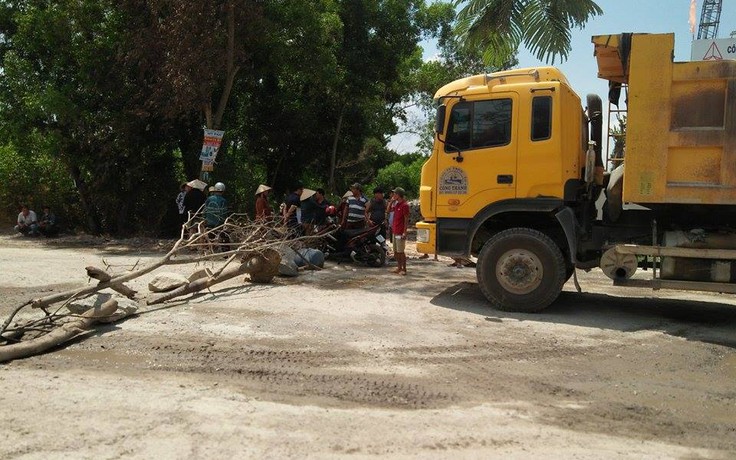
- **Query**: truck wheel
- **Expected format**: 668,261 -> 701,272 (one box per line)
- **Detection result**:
476,228 -> 566,313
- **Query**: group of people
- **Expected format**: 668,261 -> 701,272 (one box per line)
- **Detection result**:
176,179 -> 229,229
175,178 -> 412,275
14,204 -> 59,237
263,182 -> 411,275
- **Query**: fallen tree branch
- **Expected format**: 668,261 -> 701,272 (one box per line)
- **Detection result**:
0,299 -> 118,363
0,212 -> 327,360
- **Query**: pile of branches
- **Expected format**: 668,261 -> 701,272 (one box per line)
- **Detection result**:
0,212 -> 325,363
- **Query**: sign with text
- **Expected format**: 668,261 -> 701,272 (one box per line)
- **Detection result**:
691,39 -> 736,61
199,129 -> 225,162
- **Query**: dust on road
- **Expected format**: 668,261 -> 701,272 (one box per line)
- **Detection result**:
1,234 -> 735,458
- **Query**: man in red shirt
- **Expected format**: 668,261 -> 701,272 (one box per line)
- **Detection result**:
391,187 -> 410,275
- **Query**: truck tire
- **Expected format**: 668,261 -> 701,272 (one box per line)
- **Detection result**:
476,228 -> 566,313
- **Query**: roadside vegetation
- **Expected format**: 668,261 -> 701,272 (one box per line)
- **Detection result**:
0,0 -> 600,235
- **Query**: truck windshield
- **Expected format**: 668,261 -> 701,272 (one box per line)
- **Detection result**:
445,99 -> 512,152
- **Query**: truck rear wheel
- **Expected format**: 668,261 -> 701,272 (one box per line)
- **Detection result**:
476,228 -> 566,313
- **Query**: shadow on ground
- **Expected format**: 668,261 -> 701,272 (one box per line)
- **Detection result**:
430,281 -> 736,349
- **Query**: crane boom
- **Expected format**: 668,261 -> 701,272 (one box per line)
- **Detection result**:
697,0 -> 723,39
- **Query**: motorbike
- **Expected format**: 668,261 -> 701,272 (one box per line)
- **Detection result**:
314,215 -> 388,267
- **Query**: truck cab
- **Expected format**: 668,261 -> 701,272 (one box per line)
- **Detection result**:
417,67 -> 585,261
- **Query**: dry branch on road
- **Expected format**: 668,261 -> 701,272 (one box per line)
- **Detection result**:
0,213 -> 326,362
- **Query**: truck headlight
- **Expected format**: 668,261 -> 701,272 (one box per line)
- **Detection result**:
416,228 -> 430,243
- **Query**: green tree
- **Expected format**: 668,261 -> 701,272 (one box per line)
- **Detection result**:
0,1 -> 185,234
228,0 -> 429,197
371,155 -> 425,197
396,1 -> 517,156
454,0 -> 602,66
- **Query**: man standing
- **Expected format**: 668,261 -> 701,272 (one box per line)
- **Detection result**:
203,182 -> 228,228
391,187 -> 410,276
366,187 -> 387,236
343,183 -> 368,229
312,188 -> 330,227
14,205 -> 39,236
254,184 -> 273,220
175,182 -> 188,226
183,179 -> 207,219
283,183 -> 304,237
301,188 -> 329,233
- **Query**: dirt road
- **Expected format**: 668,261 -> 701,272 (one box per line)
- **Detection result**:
1,235 -> 735,458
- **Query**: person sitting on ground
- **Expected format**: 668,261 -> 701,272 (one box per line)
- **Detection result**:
203,182 -> 228,228
14,204 -> 39,236
366,187 -> 387,236
342,182 -> 368,230
38,205 -> 59,237
254,184 -> 273,220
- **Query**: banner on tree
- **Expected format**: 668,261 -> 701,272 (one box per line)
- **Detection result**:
199,129 -> 225,162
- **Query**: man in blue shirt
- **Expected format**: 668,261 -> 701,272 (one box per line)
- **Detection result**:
204,182 -> 228,227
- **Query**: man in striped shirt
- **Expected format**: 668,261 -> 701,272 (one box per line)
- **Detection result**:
342,183 -> 368,229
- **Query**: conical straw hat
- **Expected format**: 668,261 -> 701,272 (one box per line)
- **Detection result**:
255,184 -> 272,195
187,179 -> 207,191
342,190 -> 353,199
300,188 -> 317,201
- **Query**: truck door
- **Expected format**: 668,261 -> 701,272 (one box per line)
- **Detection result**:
436,93 -> 518,218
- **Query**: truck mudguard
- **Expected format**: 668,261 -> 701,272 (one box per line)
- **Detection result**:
460,198 -> 566,256
554,206 -> 578,264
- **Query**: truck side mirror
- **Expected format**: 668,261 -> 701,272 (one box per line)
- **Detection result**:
435,105 -> 447,135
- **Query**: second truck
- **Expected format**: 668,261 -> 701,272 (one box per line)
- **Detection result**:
416,32 -> 736,312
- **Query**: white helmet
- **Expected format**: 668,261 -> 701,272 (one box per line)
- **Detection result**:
214,182 -> 226,192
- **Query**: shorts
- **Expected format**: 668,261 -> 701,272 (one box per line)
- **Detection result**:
392,234 -> 406,253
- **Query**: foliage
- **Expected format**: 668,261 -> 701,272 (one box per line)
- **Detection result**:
391,2 -> 518,157
454,0 -> 602,66
0,0 -> 459,235
0,143 -> 80,226
610,114 -> 626,166
370,155 -> 425,197
0,0 -> 187,235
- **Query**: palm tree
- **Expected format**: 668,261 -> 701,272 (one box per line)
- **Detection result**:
454,0 -> 603,66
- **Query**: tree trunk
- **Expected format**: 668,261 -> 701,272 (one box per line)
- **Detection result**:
213,1 -> 241,130
328,105 -> 346,193
67,163 -> 101,234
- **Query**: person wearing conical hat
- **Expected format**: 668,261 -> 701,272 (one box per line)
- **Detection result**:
254,184 -> 272,220
183,179 -> 207,219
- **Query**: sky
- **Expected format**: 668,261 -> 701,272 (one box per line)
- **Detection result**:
389,0 -> 736,153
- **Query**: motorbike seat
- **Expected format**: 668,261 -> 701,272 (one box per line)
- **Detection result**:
343,228 -> 368,238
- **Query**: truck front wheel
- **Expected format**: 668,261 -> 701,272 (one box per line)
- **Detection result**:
476,228 -> 566,313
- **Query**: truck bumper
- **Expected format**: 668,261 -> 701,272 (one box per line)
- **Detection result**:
415,221 -> 436,254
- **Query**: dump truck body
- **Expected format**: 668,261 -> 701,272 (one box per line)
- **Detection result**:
418,32 -> 736,312
594,33 -> 736,206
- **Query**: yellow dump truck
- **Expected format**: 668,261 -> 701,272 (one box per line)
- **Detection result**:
416,32 -> 736,312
